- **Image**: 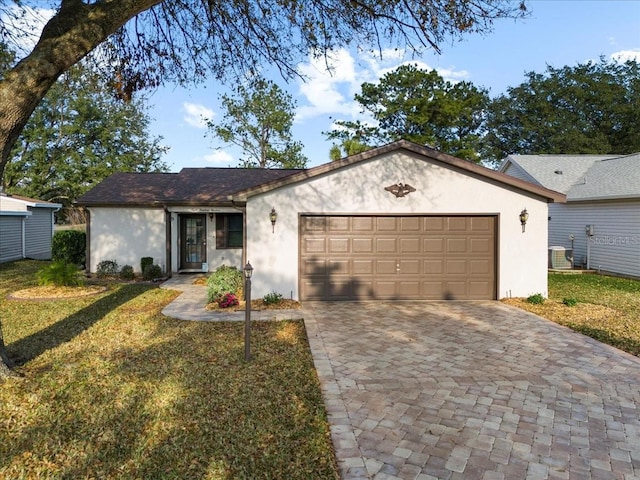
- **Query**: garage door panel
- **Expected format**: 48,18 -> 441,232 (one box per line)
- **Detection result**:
300,215 -> 495,301
303,259 -> 326,275
400,217 -> 421,231
328,238 -> 349,253
424,238 -> 444,253
353,238 -> 373,253
376,259 -> 398,275
470,259 -> 491,275
448,217 -> 468,231
469,281 -> 492,298
377,217 -> 397,230
353,260 -> 374,275
423,281 -> 444,298
400,238 -> 420,253
470,238 -> 491,253
447,238 -> 467,253
399,259 -> 420,274
446,260 -> 468,275
328,259 -> 350,275
376,238 -> 397,253
398,281 -> 420,297
329,217 -> 349,231
374,281 -> 397,298
424,260 -> 444,274
424,217 -> 445,231
471,217 -> 492,231
353,217 -> 374,231
446,281 -> 468,298
300,280 -> 326,300
302,216 -> 326,232
304,238 -> 326,253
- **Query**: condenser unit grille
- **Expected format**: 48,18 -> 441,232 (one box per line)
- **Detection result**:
548,247 -> 573,269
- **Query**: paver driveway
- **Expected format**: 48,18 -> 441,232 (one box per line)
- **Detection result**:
300,301 -> 640,480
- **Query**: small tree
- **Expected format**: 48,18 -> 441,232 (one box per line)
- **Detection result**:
208,78 -> 307,169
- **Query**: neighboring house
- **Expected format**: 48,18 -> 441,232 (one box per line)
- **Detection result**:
77,140 -> 564,300
500,153 -> 640,278
0,192 -> 61,263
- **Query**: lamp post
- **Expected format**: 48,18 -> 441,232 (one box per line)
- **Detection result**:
243,261 -> 253,361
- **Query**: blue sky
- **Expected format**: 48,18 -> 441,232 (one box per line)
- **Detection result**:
148,0 -> 640,172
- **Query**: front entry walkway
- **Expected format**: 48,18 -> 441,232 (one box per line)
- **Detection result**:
300,301 -> 640,480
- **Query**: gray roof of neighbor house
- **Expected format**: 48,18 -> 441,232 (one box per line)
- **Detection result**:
75,168 -> 303,206
500,153 -> 640,201
0,192 -> 62,210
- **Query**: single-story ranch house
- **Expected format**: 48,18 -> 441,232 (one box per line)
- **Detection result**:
501,153 -> 640,278
0,192 -> 61,263
77,140 -> 565,300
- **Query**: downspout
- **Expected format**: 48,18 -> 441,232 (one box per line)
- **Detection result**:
85,208 -> 91,272
21,216 -> 26,259
164,207 -> 172,277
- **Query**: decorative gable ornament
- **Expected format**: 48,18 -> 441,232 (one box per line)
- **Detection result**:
384,182 -> 416,198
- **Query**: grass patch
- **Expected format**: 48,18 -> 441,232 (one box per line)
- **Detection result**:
0,260 -> 338,479
503,273 -> 640,356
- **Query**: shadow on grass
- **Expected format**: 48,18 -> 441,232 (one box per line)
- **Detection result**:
1,316 -> 339,479
7,284 -> 153,365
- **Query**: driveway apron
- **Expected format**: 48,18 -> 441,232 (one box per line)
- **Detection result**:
301,301 -> 640,480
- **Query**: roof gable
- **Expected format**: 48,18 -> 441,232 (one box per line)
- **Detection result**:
233,140 -> 565,203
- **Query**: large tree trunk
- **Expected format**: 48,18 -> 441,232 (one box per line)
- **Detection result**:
0,0 -> 161,180
0,0 -> 161,375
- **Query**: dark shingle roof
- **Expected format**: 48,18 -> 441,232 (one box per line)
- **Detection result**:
76,168 -> 303,206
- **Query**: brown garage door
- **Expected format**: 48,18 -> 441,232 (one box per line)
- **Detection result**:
299,215 -> 496,301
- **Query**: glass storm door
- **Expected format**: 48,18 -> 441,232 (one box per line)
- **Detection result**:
180,214 -> 206,270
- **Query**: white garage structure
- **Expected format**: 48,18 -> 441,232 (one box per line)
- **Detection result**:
237,141 -> 564,300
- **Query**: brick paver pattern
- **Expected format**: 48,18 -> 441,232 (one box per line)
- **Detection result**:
301,301 -> 640,480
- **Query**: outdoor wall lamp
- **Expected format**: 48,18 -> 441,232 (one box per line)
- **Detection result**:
519,208 -> 529,233
208,212 -> 214,221
269,207 -> 278,233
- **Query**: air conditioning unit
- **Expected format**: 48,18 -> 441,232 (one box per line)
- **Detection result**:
548,246 -> 573,269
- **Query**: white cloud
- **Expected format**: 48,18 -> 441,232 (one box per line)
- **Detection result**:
183,102 -> 214,129
202,150 -> 234,165
295,48 -> 470,123
611,49 -> 640,62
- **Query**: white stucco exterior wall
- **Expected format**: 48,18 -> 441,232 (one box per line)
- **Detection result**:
245,151 -> 550,300
88,207 -> 166,273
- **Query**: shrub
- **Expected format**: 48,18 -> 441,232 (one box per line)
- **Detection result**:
526,293 -> 545,305
96,259 -> 119,278
263,291 -> 283,305
120,265 -> 135,280
143,264 -> 163,281
52,230 -> 86,266
141,257 -> 153,274
218,293 -> 239,308
37,261 -> 84,287
562,297 -> 579,307
207,265 -> 243,304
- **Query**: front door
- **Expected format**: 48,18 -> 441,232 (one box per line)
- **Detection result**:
180,214 -> 206,270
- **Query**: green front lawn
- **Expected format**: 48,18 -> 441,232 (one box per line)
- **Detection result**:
0,260 -> 338,479
504,272 -> 640,357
